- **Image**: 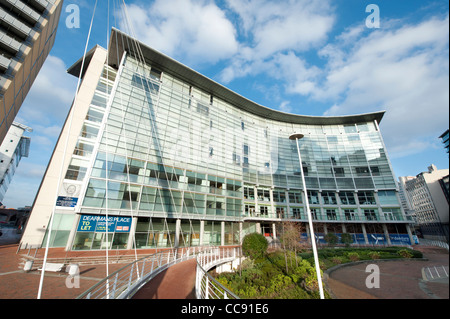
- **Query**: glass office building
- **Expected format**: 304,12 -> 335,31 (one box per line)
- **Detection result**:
20,29 -> 414,251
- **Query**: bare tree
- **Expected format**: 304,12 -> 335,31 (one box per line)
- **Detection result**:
279,220 -> 306,271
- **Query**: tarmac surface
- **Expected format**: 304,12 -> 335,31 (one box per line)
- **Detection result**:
325,245 -> 449,299
0,243 -> 448,299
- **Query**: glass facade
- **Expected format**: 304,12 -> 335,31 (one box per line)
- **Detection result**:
39,38 -> 412,250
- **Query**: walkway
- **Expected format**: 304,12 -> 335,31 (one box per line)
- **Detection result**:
131,259 -> 197,299
0,243 -> 448,299
325,246 -> 449,299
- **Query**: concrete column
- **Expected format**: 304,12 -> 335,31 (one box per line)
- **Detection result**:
272,223 -> 277,240
361,224 -> 369,244
239,222 -> 244,243
269,188 -> 275,219
221,221 -> 225,246
175,219 -> 181,248
382,223 -> 392,245
305,224 -> 311,244
406,224 -> 415,245
199,220 -> 204,246
341,223 -> 347,233
126,216 -> 138,250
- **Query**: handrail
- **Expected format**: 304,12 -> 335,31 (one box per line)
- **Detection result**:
195,247 -> 240,299
419,239 -> 449,251
77,246 -> 210,299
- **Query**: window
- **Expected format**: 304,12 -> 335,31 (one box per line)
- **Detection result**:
310,208 -> 319,220
358,191 -> 376,205
80,124 -> 99,140
131,74 -> 159,94
91,93 -> 108,108
291,207 -> 302,219
355,166 -> 370,176
273,189 -> 286,203
245,204 -> 255,216
244,187 -> 254,200
326,209 -> 337,220
370,166 -> 380,176
364,209 -> 378,220
344,124 -> 357,133
257,189 -> 270,201
85,108 -> 104,123
344,209 -> 358,220
65,158 -> 89,181
276,207 -> 285,218
322,191 -> 337,205
260,206 -> 269,217
196,102 -> 209,116
73,141 -> 94,157
307,191 -> 319,204
339,191 -> 356,205
288,191 -> 302,204
332,167 -> 345,177
378,190 -> 399,205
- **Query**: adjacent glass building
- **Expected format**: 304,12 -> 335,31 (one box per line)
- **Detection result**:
20,29 -> 414,251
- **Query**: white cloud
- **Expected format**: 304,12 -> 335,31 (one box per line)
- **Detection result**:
219,0 -> 334,83
315,16 -> 449,157
119,0 -> 239,65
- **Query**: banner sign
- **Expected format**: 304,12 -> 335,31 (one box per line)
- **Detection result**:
300,232 -> 411,245
77,215 -> 132,233
389,234 -> 412,245
56,196 -> 78,207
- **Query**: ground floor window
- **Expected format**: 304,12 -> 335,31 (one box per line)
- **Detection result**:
133,217 -> 176,249
43,213 -> 76,248
203,221 -> 221,246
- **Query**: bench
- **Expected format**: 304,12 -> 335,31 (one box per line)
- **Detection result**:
38,263 -> 65,272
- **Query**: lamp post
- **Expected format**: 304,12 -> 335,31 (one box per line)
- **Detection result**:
289,133 -> 325,299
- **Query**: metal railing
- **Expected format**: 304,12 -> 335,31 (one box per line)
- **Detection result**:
419,239 -> 449,251
195,247 -> 240,299
77,246 -> 209,299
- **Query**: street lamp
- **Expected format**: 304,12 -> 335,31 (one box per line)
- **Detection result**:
289,133 -> 325,299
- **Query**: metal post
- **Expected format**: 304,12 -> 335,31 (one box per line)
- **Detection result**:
111,272 -> 119,298
290,133 -> 325,299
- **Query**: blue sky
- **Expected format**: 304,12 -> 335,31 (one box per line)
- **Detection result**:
3,0 -> 449,208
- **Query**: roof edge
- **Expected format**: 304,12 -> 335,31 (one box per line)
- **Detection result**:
106,28 -> 385,126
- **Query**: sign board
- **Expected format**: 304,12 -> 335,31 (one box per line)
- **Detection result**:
77,215 -> 132,233
389,234 -> 412,245
56,196 -> 78,207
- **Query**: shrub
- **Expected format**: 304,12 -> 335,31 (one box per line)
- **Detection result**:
242,233 -> 268,260
369,251 -> 380,260
331,256 -> 343,264
398,249 -> 413,258
347,252 -> 360,262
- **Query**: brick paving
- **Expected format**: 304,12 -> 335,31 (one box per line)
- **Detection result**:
0,244 -> 156,299
131,259 -> 197,299
0,243 -> 448,299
